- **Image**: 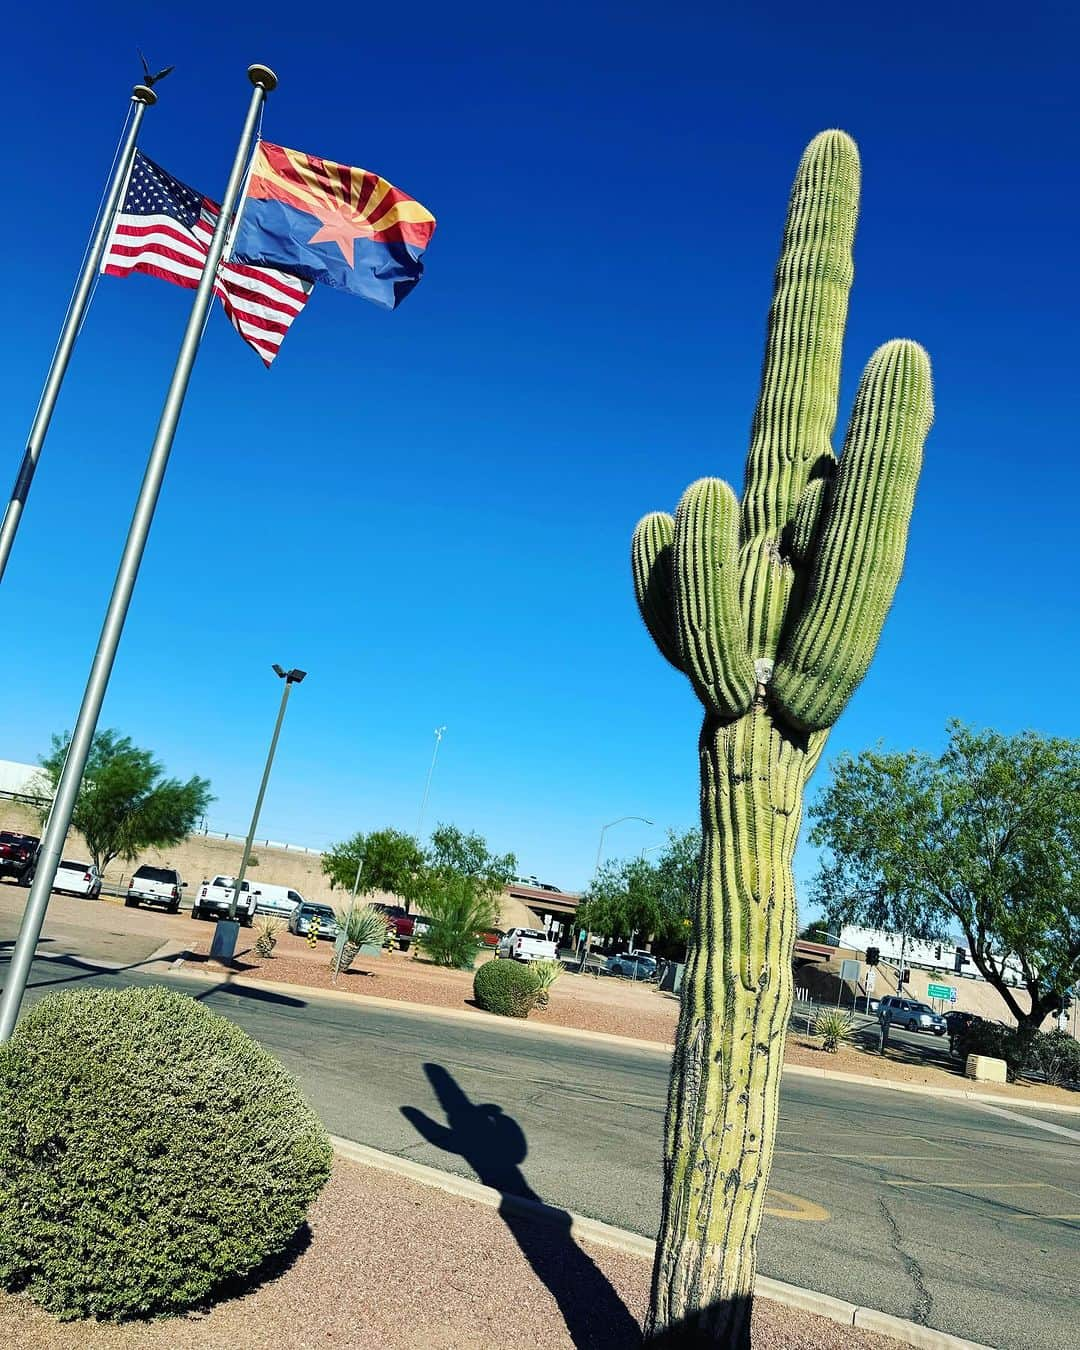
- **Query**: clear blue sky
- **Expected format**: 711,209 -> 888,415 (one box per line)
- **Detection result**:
1,2 -> 1076,896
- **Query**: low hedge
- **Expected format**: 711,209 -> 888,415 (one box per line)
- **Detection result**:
953,1015 -> 1080,1084
474,958 -> 541,1018
0,986 -> 332,1321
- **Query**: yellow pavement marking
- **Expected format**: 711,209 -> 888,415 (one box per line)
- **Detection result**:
764,1190 -> 830,1222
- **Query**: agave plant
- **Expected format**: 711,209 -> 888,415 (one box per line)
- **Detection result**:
333,903 -> 388,972
814,1008 -> 855,1053
253,916 -> 281,959
530,958 -> 565,1009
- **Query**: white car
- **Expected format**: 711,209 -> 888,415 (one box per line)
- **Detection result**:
496,927 -> 558,963
52,859 -> 102,899
125,865 -> 186,913
191,875 -> 258,926
249,881 -> 305,918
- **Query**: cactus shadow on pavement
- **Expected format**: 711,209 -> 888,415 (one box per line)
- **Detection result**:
402,1063 -> 643,1349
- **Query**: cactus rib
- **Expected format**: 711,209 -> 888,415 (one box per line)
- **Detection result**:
631,512 -> 683,672
673,480 -> 757,717
772,339 -> 933,730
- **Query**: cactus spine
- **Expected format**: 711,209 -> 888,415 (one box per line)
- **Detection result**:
631,130 -> 932,1346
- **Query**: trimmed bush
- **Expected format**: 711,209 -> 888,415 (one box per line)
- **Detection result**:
474,958 -> 541,1018
0,986 -> 332,1321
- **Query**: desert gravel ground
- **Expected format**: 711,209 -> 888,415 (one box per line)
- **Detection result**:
0,1157 -> 906,1350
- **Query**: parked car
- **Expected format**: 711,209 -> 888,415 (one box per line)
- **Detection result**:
496,928 -> 558,963
606,951 -> 659,981
52,860 -> 102,899
125,865 -> 186,914
944,1010 -> 979,1055
248,881 -> 305,919
877,996 -> 947,1035
288,902 -> 339,939
0,831 -> 39,886
191,875 -> 257,925
371,903 -> 416,950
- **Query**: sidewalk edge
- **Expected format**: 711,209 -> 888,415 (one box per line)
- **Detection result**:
329,1135 -> 992,1350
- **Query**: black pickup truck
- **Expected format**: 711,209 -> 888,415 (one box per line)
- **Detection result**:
0,831 -> 40,885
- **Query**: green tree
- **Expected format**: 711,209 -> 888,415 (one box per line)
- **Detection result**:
579,830 -> 700,942
809,723 -> 1080,1041
39,730 -> 211,875
321,827 -> 425,905
414,824 -> 517,969
423,823 -> 516,895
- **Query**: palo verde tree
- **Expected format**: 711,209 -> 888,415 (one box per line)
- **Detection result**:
810,723 -> 1080,1043
39,730 -> 211,875
631,130 -> 932,1345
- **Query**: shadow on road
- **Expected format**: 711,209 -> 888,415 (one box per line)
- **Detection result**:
402,1062 -> 642,1349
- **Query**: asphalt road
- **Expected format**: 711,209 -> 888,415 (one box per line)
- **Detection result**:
4,947 -> 1078,1350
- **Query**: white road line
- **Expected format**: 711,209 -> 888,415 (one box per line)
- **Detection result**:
967,1099 -> 1080,1143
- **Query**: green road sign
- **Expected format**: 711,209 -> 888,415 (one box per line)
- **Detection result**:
927,982 -> 955,1000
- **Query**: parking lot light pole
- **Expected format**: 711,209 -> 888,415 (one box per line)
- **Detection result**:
215,666 -> 306,960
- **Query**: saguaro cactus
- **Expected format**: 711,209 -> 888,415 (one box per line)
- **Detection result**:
632,130 -> 932,1346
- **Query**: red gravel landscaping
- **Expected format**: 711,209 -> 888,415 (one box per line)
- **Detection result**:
0,1156 -> 906,1350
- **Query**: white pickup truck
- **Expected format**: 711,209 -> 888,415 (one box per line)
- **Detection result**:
496,927 -> 558,963
191,875 -> 258,926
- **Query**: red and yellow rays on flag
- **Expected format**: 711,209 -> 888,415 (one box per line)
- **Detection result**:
231,142 -> 435,309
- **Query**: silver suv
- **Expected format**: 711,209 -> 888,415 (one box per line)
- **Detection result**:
878,996 -> 946,1036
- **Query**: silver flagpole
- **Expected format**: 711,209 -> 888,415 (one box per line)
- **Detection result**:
0,64 -> 278,1042
0,80 -> 160,585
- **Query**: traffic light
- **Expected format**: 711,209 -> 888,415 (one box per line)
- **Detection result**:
934,944 -> 942,961
954,946 -> 968,973
900,968 -> 911,984
865,946 -> 880,967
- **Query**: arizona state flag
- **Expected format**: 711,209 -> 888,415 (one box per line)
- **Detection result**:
231,142 -> 436,310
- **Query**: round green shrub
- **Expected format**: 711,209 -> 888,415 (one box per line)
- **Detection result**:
473,958 -> 542,1018
0,986 -> 332,1321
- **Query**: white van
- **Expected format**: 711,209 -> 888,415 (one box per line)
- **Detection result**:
249,882 -> 305,918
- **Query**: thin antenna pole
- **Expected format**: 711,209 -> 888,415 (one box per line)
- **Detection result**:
0,65 -> 278,1043
416,725 -> 446,839
0,82 -> 158,584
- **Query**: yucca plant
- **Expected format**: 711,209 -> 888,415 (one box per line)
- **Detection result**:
814,1008 -> 855,1053
333,903 -> 388,972
253,917 -> 281,959
531,958 -> 564,1009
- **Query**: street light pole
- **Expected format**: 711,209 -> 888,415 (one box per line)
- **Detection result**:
416,725 -> 446,839
225,666 -> 306,928
580,814 -> 654,974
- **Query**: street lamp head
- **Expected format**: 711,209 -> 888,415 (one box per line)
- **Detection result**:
287,669 -> 307,684
272,664 -> 286,678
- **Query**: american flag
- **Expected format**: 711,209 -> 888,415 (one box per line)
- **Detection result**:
103,151 -> 311,366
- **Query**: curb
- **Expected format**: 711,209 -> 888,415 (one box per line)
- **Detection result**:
329,1135 -> 992,1350
156,962 -> 1080,1116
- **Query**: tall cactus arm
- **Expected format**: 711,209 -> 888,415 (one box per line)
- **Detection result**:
673,479 -> 757,717
741,130 -> 859,542
771,339 -> 934,731
788,457 -> 835,564
631,512 -> 683,672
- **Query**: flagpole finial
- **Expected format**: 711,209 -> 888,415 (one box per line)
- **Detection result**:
132,84 -> 157,106
248,64 -> 278,92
